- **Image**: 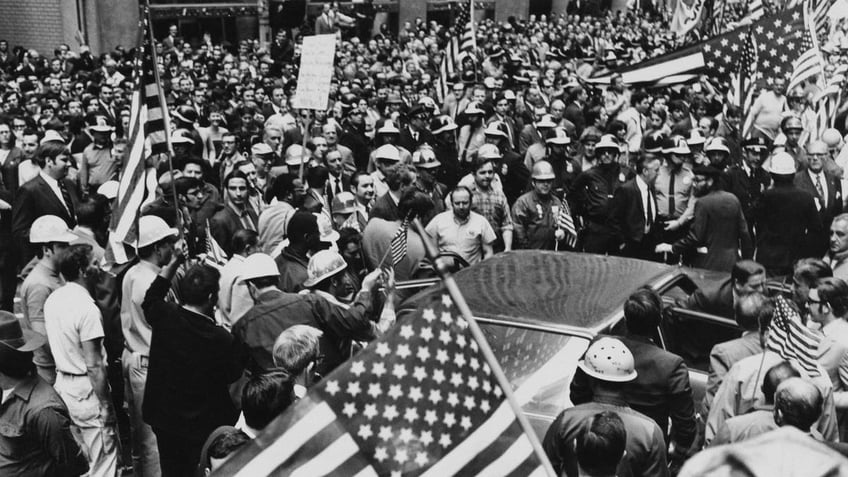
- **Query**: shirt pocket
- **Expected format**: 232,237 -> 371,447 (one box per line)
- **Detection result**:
0,421 -> 26,456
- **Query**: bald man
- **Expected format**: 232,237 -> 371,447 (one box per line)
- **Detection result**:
774,377 -> 824,437
795,140 -> 843,256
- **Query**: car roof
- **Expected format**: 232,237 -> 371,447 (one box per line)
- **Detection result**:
402,250 -> 676,333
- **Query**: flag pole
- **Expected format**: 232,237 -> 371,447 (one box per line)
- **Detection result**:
412,218 -> 557,477
144,1 -> 183,242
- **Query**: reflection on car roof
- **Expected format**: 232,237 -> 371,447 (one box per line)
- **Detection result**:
405,251 -> 674,331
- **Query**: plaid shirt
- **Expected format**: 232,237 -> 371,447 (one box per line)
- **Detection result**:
466,182 -> 514,233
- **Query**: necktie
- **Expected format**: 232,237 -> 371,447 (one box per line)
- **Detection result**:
58,180 -> 73,215
815,174 -> 825,207
646,189 -> 654,230
668,173 -> 675,216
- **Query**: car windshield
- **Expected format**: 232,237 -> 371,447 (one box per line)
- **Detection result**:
480,321 -> 590,438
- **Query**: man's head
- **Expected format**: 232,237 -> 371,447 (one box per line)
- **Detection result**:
731,260 -> 766,296
57,243 -> 96,285
472,156 -> 497,190
450,186 -> 473,221
575,411 -> 627,477
374,144 -> 401,175
231,229 -> 259,258
241,371 -> 296,432
34,141 -> 72,180
734,292 -> 772,333
220,134 -> 237,155
179,265 -> 220,314
322,123 -> 338,146
780,116 -> 803,147
692,166 -> 718,197
772,77 -> 787,96
325,150 -> 343,176
623,287 -> 662,336
578,337 -> 637,392
806,141 -> 828,174
311,136 -> 329,160
30,215 -> 76,264
762,361 -> 801,405
830,214 -> 848,255
224,171 -> 250,207
808,277 -> 848,323
174,176 -> 204,210
263,125 -> 283,153
774,377 -> 822,432
792,258 -> 833,308
531,161 -> 555,196
201,428 -> 251,475
350,172 -> 375,205
181,157 -> 204,180
637,157 -> 661,187
287,211 -> 321,253
273,325 -> 324,379
136,215 -> 178,265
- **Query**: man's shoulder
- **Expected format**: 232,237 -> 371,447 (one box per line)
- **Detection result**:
568,402 -> 663,435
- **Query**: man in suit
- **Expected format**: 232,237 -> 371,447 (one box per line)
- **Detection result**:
682,259 -> 766,319
564,86 -> 588,137
726,137 -> 772,239
656,165 -> 754,272
96,84 -> 117,126
795,140 -> 842,257
703,292 -> 770,416
756,152 -> 822,275
571,288 -> 696,467
610,156 -> 660,260
210,171 -> 257,256
12,141 -> 77,265
324,150 -> 350,207
398,105 -> 434,153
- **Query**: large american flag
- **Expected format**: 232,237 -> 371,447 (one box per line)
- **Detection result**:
766,295 -> 822,377
436,0 -> 475,102
214,294 -> 553,476
787,5 -> 825,92
106,4 -> 169,264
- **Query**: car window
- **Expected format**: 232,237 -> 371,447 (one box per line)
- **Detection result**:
479,321 -> 590,438
659,306 -> 742,372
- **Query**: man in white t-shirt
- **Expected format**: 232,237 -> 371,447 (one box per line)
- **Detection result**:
425,186 -> 496,265
44,243 -> 117,477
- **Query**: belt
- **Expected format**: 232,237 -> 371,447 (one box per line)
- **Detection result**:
58,370 -> 87,377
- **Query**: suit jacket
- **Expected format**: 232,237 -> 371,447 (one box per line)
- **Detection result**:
754,184 -> 822,271
369,192 -> 400,222
397,126 -> 434,153
672,190 -> 753,273
571,334 -> 697,448
609,178 -> 656,245
683,278 -> 734,319
209,206 -> 247,257
795,170 -> 842,256
726,165 -> 770,224
564,102 -> 586,136
703,332 -> 763,416
0,147 -> 23,199
12,174 -> 77,242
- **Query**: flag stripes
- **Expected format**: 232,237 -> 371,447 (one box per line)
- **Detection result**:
556,204 -> 578,249
766,296 -> 822,377
389,218 -> 409,267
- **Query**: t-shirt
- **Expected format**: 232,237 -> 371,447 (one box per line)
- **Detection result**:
44,282 -> 104,375
425,210 -> 496,265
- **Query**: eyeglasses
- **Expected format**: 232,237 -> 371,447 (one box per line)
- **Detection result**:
227,186 -> 248,191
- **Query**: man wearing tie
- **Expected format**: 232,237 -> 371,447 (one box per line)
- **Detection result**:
324,149 -> 350,206
795,140 -> 843,256
610,156 -> 661,260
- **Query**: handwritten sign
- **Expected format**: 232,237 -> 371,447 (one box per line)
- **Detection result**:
292,35 -> 336,110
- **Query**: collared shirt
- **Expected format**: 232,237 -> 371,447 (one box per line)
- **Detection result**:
0,375 -> 87,477
654,164 -> 693,218
808,169 -> 829,209
228,201 -> 258,232
20,262 -> 63,370
38,171 -> 69,213
425,210 -> 496,265
635,175 -> 655,233
814,318 -> 848,407
121,260 -> 160,355
459,182 -> 514,233
44,282 -> 104,376
510,190 -> 564,250
81,144 -> 117,188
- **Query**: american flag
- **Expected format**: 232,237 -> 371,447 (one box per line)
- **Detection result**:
435,38 -> 459,103
555,203 -> 578,250
787,5 -> 825,92
436,0 -> 473,102
106,4 -> 169,264
810,72 -> 844,139
766,295 -> 822,377
456,0 -> 476,59
214,294 -> 553,476
389,218 -> 410,267
203,220 -> 228,268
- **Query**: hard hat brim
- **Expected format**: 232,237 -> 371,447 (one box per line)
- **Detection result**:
577,360 -> 638,383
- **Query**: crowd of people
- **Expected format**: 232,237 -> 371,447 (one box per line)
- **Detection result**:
2,5 -> 848,477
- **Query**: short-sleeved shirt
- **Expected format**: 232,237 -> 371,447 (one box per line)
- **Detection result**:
20,261 -> 62,369
121,260 -> 160,355
426,211 -> 496,265
81,144 -> 117,188
44,282 -> 105,375
455,181 -> 514,234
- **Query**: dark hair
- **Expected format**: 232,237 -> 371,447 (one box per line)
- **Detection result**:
268,174 -> 297,203
306,164 -> 329,189
815,277 -> 848,317
181,156 -> 206,173
224,170 -> 249,188
794,258 -> 833,288
287,211 -> 318,243
350,171 -> 371,189
397,189 -> 434,221
471,155 -> 495,173
386,164 -> 417,192
731,260 -> 766,286
735,292 -> 771,331
33,141 -> 69,168
206,428 -> 251,461
174,176 -> 204,197
231,229 -> 259,256
630,90 -> 649,107
76,198 -> 106,229
623,287 -> 662,335
575,411 -> 627,475
762,361 -> 800,405
58,243 -> 93,282
179,264 -> 220,306
242,371 -> 296,431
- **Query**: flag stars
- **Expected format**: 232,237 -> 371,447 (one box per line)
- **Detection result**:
439,330 -> 452,345
441,294 -> 452,307
421,327 -> 434,341
456,334 -> 467,348
439,434 -> 452,448
445,412 -> 456,427
399,324 -> 414,339
433,369 -> 446,384
375,447 -> 389,462
367,383 -> 382,399
720,38 -> 729,47
388,384 -> 403,400
480,399 -> 491,413
372,362 -> 387,378
436,349 -> 449,364
379,426 -> 393,441
364,403 -> 378,420
396,344 -> 411,359
376,342 -> 391,357
394,449 -> 409,464
420,430 -> 434,446
424,409 -> 438,425
415,451 -> 429,466
464,395 -> 476,410
413,366 -> 427,382
417,346 -> 431,362
409,386 -> 423,403
404,407 -> 419,423
347,381 -> 361,397
469,357 -> 480,370
422,308 -> 436,322
468,376 -> 479,390
451,372 -> 464,387
325,380 -> 340,396
392,364 -> 408,379
358,424 -> 373,440
461,415 -> 472,431
447,392 -> 460,407
429,389 -> 443,404
343,402 -> 357,418
399,427 -> 414,443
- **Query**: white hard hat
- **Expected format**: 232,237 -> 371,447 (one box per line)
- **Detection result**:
375,144 -> 401,162
96,180 -> 120,200
303,249 -> 348,287
770,151 -> 796,175
536,114 -> 557,129
477,143 -> 502,160
577,337 -> 637,382
595,134 -> 621,153
239,253 -> 280,282
316,213 -> 339,243
412,146 -> 441,169
30,215 -> 77,244
134,215 -> 178,249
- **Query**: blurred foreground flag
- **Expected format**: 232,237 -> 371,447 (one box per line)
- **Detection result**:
214,293 -> 553,476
